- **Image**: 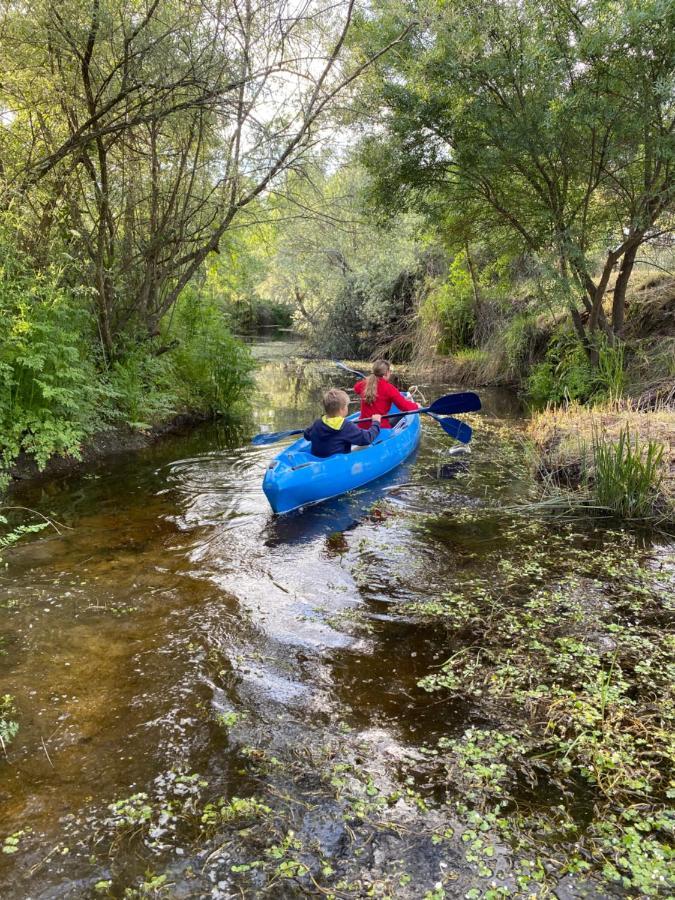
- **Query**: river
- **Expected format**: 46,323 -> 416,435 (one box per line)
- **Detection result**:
0,346 -> 672,898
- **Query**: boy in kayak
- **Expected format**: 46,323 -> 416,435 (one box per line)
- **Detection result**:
354,360 -> 418,428
304,389 -> 382,458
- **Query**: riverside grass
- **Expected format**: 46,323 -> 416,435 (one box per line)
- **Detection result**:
528,402 -> 674,524
593,426 -> 664,519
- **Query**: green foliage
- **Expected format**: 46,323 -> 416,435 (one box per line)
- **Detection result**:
256,163 -> 429,359
167,293 -> 254,415
0,694 -> 19,750
2,828 -> 29,855
527,331 -> 627,406
596,339 -> 627,399
0,514 -> 48,552
311,264 -> 424,360
0,239 -> 102,483
359,0 -> 675,343
106,350 -> 177,431
425,254 -> 476,352
503,313 -> 540,379
201,796 -> 272,827
0,230 -> 253,480
592,427 -> 664,519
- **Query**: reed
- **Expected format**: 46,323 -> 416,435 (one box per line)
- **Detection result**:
591,425 -> 664,520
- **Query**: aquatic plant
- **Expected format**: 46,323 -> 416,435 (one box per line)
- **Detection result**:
592,425 -> 664,519
0,695 -> 19,754
415,526 -> 674,894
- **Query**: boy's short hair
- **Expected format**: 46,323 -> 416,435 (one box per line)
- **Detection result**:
323,388 -> 350,416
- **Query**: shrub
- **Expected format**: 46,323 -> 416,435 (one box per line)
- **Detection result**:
527,331 -> 626,407
168,294 -> 254,414
0,237 -> 253,483
0,246 -> 102,484
425,255 -> 476,353
105,347 -> 177,429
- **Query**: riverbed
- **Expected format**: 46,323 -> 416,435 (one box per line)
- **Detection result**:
1,349 -> 672,898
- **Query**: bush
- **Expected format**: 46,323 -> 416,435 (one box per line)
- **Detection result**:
527,331 -> 626,407
168,293 -> 254,414
425,255 -> 476,353
0,238 -> 253,484
104,296 -> 254,428
0,244 -> 102,484
309,265 -> 423,360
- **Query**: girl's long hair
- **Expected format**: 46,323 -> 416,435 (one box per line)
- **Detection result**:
363,360 -> 391,404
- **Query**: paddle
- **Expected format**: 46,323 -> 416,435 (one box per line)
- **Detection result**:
251,392 -> 480,446
331,360 -> 476,444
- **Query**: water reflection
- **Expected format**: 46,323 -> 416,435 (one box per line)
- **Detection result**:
0,350 -> 553,896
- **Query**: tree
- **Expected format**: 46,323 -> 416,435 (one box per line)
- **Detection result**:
358,0 -> 675,359
259,163 -> 430,357
0,0 -> 412,357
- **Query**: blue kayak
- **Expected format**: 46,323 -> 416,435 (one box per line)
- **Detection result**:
263,402 -> 421,514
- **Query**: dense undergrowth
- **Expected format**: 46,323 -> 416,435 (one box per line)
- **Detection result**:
0,243 -> 254,488
416,259 -> 675,404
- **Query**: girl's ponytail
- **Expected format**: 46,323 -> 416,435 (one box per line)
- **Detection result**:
363,360 -> 390,404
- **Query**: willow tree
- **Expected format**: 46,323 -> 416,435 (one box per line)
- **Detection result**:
358,0 -> 675,357
0,0 -> 410,357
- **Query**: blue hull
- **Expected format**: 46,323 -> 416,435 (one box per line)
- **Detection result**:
263,405 -> 421,514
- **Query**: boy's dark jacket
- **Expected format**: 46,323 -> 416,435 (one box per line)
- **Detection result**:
303,416 -> 380,458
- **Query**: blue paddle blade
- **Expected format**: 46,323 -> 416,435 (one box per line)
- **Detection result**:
428,392 -> 481,415
251,392 -> 481,445
435,415 -> 472,443
251,429 -> 303,446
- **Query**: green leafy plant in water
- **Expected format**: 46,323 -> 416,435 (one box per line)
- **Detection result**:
412,528 -> 674,894
591,425 -> 664,519
2,828 -> 29,854
123,871 -> 170,897
201,795 -> 271,827
0,694 -> 19,751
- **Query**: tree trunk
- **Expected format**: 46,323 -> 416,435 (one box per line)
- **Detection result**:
611,240 -> 640,337
464,239 -> 481,317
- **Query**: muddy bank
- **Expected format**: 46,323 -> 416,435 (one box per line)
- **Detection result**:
6,411 -> 218,488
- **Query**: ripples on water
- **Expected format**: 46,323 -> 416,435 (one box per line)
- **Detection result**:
0,352 -> 622,895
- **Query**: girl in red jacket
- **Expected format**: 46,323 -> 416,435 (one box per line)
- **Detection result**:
354,360 -> 419,429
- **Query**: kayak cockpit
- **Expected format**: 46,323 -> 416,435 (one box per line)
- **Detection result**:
262,403 -> 420,514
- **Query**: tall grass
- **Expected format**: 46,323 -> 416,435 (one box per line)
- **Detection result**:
591,426 -> 664,520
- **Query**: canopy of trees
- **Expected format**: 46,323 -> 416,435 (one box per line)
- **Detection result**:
358,0 -> 675,360
0,0 -> 408,357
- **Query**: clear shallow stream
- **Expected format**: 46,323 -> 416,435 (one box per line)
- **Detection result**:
0,347 -> 671,898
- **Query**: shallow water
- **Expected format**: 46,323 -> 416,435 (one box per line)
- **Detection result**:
0,349 -> 671,898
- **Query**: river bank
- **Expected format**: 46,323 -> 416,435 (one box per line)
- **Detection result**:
529,401 -> 675,521
5,411 -> 219,487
